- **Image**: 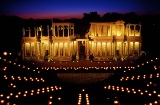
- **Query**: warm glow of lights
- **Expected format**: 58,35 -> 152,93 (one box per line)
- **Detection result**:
23,94 -> 27,97
114,100 -> 119,104
82,89 -> 85,92
153,91 -> 156,94
3,52 -> 7,56
6,96 -> 10,99
15,95 -> 18,98
50,96 -> 53,99
49,101 -> 52,105
10,93 -> 13,96
0,94 -> 3,97
154,101 -> 158,104
18,92 -> 21,95
148,93 -> 152,96
0,100 -> 5,104
59,87 -> 62,90
58,97 -> 61,100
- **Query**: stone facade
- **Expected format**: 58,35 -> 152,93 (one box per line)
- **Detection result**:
21,20 -> 141,61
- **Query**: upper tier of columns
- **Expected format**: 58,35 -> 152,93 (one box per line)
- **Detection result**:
89,22 -> 141,37
22,23 -> 74,37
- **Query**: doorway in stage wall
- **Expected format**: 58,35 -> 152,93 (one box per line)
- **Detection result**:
78,41 -> 86,60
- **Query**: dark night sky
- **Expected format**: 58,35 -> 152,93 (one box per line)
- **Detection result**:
1,0 -> 160,19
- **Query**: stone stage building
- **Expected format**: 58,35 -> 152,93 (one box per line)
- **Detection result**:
21,20 -> 141,61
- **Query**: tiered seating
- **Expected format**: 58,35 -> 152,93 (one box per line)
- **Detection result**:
0,51 -> 160,105
103,57 -> 160,104
0,52 -> 62,105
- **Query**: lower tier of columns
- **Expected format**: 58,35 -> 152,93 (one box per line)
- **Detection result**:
22,41 -> 141,61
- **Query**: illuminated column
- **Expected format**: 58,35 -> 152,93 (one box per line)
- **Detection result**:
90,41 -> 92,54
52,43 -> 54,57
139,42 -> 141,55
50,43 -> 52,57
100,42 -> 102,56
121,42 -> 123,55
48,42 -> 50,56
51,43 -> 53,57
110,25 -> 112,36
128,42 -> 130,55
114,42 -> 117,56
53,25 -> 55,37
93,42 -> 95,55
29,27 -> 31,37
40,25 -> 43,37
134,25 -> 136,36
36,43 -> 39,58
26,27 -> 31,37
111,42 -> 112,56
48,43 -> 51,56
116,25 -> 118,35
128,25 -> 130,36
34,43 -> 36,58
133,42 -> 135,51
87,41 -> 89,55
86,40 -> 89,60
76,41 -> 79,60
58,43 -> 60,57
95,25 -> 97,36
41,43 -> 44,58
63,43 -> 65,56
100,25 -> 102,36
76,41 -> 78,55
95,42 -> 97,56
30,43 -> 32,57
41,43 -> 43,57
39,43 -> 41,57
36,27 -> 38,36
129,24 -> 131,36
90,42 -> 92,54
68,43 -> 70,56
105,42 -> 107,56
57,25 -> 59,37
63,26 -> 64,37
123,24 -> 125,36
137,42 -> 139,55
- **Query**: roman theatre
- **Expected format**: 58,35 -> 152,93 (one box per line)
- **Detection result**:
21,20 -> 142,62
21,20 -> 142,84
